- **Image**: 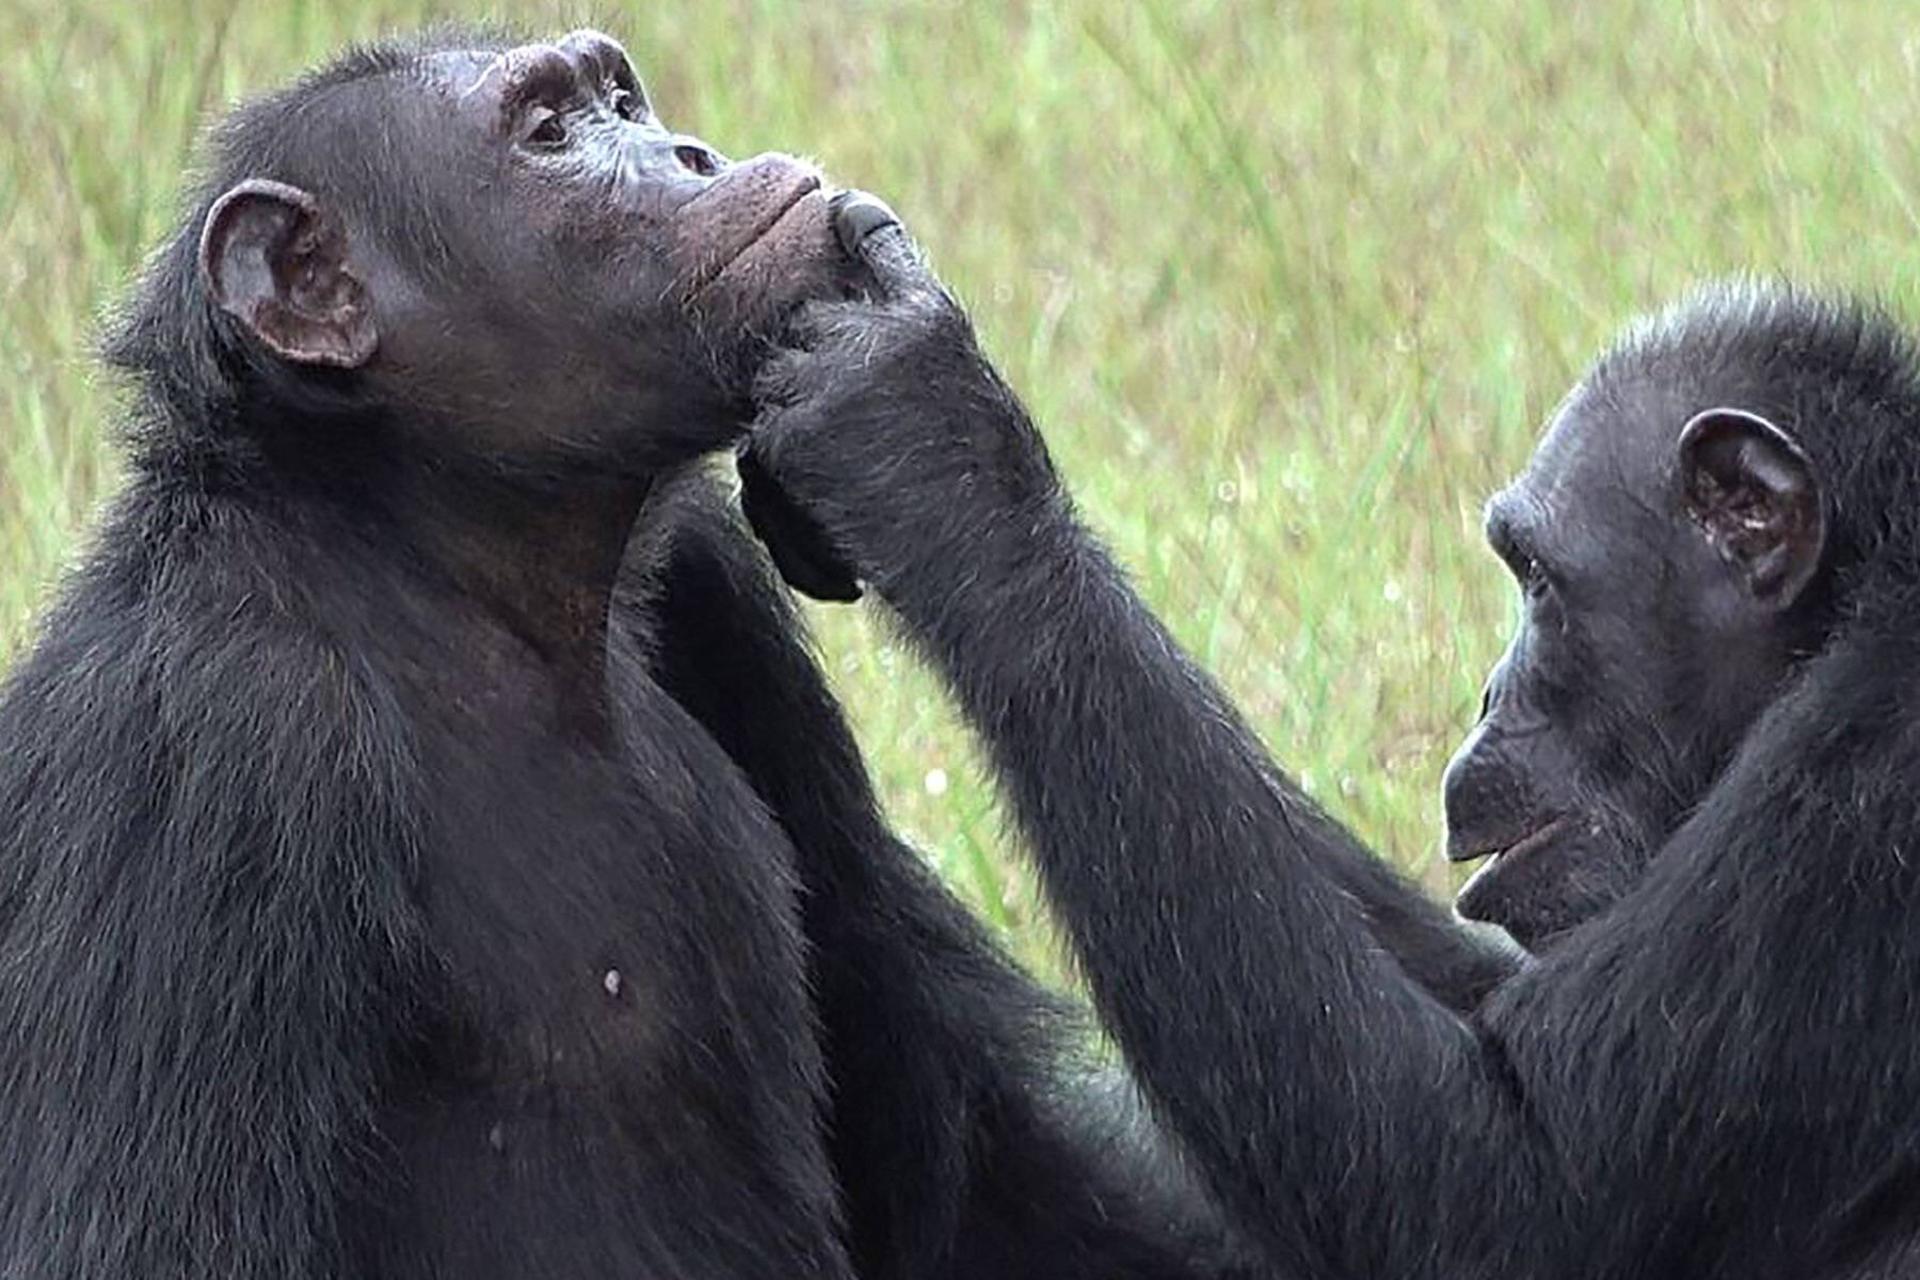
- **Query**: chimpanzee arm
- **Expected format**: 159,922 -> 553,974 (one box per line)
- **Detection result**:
616,466 -> 1237,1280
740,216 -> 1920,1277
1280,800 -> 1517,1012
738,379 -> 1512,1023
0,511 -> 423,1279
742,350 -> 1534,1276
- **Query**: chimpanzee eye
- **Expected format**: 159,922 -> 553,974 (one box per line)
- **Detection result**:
1521,557 -> 1551,598
525,108 -> 569,149
609,88 -> 640,121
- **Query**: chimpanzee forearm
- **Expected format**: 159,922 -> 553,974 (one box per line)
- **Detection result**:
619,468 -> 1237,1280
860,477 -> 1546,1268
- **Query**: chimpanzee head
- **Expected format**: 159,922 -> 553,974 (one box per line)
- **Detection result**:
110,29 -> 847,478
1442,286 -> 1912,951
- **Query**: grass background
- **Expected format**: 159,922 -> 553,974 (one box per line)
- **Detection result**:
4,0 -> 1919,970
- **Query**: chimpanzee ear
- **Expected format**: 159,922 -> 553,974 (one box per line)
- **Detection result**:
1678,407 -> 1824,606
198,179 -> 377,369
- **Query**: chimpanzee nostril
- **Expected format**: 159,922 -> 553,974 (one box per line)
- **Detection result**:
674,143 -> 722,177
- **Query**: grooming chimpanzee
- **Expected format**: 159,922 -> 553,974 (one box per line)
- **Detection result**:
0,31 -> 1242,1279
1436,379 -> 1836,952
747,196 -> 1920,1277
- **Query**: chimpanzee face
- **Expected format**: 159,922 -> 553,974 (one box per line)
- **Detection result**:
1441,365 -> 1826,951
197,30 -> 849,472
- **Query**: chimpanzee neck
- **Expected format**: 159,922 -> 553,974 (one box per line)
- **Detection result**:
154,401 -> 664,739
363,456 -> 652,740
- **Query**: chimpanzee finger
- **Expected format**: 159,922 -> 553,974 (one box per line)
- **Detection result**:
737,440 -> 864,603
830,190 -> 936,304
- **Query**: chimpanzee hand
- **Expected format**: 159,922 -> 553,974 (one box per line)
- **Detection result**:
738,192 -> 1065,608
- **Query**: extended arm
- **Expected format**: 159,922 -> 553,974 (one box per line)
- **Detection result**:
740,215 -> 1920,1277
617,467 -> 1236,1280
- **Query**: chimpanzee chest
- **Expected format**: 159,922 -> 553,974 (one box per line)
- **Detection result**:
408,697 -> 814,1097
356,691 -> 836,1275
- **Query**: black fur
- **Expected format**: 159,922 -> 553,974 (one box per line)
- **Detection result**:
746,261 -> 1920,1278
623,470 -> 1242,1279
0,32 -> 1236,1279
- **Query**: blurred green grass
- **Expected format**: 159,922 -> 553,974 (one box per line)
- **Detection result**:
5,0 -> 1920,971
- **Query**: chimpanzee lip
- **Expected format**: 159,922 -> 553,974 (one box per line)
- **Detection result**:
1453,815 -> 1573,866
686,170 -> 823,298
1454,815 -> 1575,941
1497,816 -> 1572,865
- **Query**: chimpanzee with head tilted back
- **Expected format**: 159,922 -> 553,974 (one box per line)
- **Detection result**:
0,29 -> 1292,1279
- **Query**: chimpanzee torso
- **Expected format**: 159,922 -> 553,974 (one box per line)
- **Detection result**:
335,579 -> 845,1279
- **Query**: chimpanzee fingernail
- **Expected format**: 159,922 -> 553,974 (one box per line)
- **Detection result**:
830,191 -> 902,259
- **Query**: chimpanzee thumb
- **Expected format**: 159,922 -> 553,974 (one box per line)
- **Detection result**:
831,190 -> 938,305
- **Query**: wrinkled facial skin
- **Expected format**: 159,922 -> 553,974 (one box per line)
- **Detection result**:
368,31 -> 847,467
1440,372 -> 1824,951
